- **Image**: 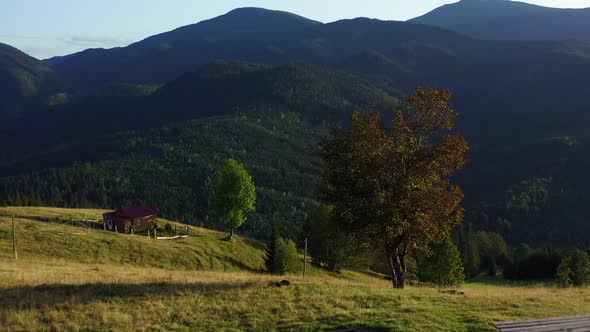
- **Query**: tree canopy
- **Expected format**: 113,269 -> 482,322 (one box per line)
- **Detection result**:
210,158 -> 256,240
319,87 -> 468,289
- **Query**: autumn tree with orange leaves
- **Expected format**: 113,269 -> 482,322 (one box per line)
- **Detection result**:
319,88 -> 468,289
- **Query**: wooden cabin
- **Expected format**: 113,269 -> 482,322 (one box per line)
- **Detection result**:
102,206 -> 157,233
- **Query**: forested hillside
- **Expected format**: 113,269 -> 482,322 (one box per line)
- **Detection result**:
0,43 -> 62,115
2,7 -> 590,246
464,136 -> 590,246
0,113 -> 323,240
0,63 -> 399,240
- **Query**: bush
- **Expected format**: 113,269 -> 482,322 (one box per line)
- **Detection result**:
164,223 -> 173,232
417,237 -> 464,287
572,249 -> 590,286
556,256 -> 574,288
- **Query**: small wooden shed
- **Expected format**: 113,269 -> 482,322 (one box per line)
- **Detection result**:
103,206 -> 157,234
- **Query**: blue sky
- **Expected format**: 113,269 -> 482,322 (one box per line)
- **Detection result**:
1,0 -> 589,59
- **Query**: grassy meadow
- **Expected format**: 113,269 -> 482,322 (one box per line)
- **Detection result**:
1,207 -> 589,331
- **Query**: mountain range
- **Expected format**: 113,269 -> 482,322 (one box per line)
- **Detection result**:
411,0 -> 590,40
1,2 -> 590,244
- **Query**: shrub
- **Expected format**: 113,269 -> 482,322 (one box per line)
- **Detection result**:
417,237 -> 464,287
572,249 -> 590,286
556,256 -> 574,288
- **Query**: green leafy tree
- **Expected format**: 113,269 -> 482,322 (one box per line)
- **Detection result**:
457,224 -> 480,278
556,256 -> 574,288
572,249 -> 590,286
476,231 -> 508,276
209,158 -> 256,241
307,204 -> 357,271
320,88 -> 468,289
417,237 -> 464,287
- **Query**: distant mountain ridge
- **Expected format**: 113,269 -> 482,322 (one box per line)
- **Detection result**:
410,0 -> 590,40
0,43 -> 61,115
3,6 -> 590,244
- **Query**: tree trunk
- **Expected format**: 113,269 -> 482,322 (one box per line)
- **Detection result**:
386,250 -> 406,289
226,227 -> 235,241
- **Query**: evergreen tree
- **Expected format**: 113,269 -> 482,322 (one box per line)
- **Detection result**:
572,249 -> 590,286
265,225 -> 284,274
272,237 -> 288,275
282,239 -> 302,274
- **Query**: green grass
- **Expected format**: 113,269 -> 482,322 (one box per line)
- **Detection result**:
1,207 -> 589,331
0,206 -> 267,272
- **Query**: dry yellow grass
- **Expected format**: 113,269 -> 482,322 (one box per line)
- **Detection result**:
0,207 -> 589,331
2,257 -> 590,331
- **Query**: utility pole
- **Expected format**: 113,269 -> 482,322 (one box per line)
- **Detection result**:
12,215 -> 17,260
303,237 -> 307,278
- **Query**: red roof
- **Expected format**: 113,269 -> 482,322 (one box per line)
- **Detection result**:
109,205 -> 157,219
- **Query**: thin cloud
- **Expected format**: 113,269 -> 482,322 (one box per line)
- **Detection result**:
66,35 -> 136,47
0,34 -> 138,59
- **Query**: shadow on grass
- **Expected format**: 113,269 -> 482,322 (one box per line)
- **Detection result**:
0,281 -> 257,310
222,256 -> 261,272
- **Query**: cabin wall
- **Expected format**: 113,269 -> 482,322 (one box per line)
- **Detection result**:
133,215 -> 157,231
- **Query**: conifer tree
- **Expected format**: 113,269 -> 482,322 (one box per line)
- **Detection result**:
572,249 -> 590,286
556,256 -> 574,288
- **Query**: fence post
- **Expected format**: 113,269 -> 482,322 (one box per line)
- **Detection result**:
103,222 -> 106,231
115,225 -> 118,233
303,237 -> 307,278
12,215 -> 17,260
154,228 -> 157,239
148,230 -> 150,238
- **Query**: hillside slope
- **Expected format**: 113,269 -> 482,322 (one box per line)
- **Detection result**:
0,43 -> 61,115
410,0 -> 590,40
0,63 -> 400,239
1,208 -> 590,330
0,206 -> 266,271
0,114 -> 325,240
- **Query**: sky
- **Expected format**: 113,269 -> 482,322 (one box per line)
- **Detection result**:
1,0 -> 589,59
